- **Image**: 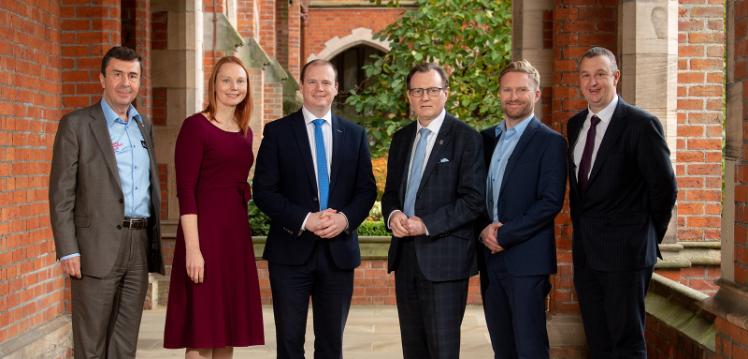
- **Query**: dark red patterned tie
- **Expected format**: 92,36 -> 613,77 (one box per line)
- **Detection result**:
578,115 -> 601,192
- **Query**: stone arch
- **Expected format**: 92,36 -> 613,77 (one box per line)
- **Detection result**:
307,27 -> 390,62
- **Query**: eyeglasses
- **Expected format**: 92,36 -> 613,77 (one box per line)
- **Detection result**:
408,87 -> 445,97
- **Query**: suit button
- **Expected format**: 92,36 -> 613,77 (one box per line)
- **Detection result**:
116,225 -> 122,230
119,198 -> 123,203
313,197 -> 318,202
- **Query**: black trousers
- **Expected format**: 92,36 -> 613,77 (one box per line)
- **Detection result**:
268,241 -> 354,359
394,241 -> 469,359
574,265 -> 654,359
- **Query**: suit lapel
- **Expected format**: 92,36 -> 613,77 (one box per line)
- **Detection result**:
329,115 -> 345,195
497,118 -> 540,198
586,99 -> 628,188
290,110 -> 318,194
567,111 -> 586,190
398,123 -> 417,205
417,115 -> 454,196
88,104 -> 122,190
135,118 -> 161,207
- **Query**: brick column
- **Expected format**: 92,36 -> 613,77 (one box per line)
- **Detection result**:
675,0 -> 725,242
60,0 -> 120,113
0,0 -> 66,347
551,0 -> 618,316
288,0 -> 301,82
707,2 -> 748,358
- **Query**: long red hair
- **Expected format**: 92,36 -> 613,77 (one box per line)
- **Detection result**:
203,56 -> 252,134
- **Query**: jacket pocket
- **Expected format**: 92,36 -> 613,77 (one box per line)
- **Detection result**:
74,215 -> 90,228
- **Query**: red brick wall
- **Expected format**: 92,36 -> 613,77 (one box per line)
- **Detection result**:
0,0 -> 65,345
237,0 -> 255,38
715,316 -> 748,358
646,315 -> 714,358
733,0 -> 748,289
656,266 -> 721,295
256,259 -> 483,306
676,1 -> 725,242
60,0 -> 120,113
287,0 -> 301,82
303,7 -> 405,62
550,0 -> 619,315
260,0 -> 276,58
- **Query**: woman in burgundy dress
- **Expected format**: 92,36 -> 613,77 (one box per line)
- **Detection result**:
164,56 -> 264,358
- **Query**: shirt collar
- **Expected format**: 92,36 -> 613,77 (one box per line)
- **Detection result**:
416,108 -> 446,137
101,98 -> 141,126
586,95 -> 618,124
302,106 -> 332,126
495,113 -> 534,138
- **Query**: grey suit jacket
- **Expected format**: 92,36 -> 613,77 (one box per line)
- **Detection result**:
49,101 -> 164,278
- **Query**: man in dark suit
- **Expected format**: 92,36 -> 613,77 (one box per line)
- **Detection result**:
381,63 -> 485,359
567,47 -> 677,358
478,60 -> 567,359
49,46 -> 164,358
253,59 -> 377,359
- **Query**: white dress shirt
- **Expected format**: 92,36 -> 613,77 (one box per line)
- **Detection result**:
573,95 -> 618,180
302,106 -> 333,184
407,108 -> 446,179
387,109 -> 446,233
301,107 -> 348,233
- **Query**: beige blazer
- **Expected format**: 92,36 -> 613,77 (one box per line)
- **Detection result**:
49,101 -> 164,277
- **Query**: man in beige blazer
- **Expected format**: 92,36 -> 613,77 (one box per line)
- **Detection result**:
49,46 -> 164,358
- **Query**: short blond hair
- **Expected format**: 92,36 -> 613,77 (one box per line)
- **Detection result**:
499,59 -> 540,89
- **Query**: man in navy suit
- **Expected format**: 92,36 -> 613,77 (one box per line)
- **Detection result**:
253,59 -> 377,359
382,63 -> 485,359
478,60 -> 567,359
567,47 -> 677,358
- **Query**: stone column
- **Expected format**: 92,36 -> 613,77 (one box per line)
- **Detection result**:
512,0 -> 553,123
151,0 -> 204,221
619,0 -> 678,244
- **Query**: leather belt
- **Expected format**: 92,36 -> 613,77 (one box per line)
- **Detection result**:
122,217 -> 149,230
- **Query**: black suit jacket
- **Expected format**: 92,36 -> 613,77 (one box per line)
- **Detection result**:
253,110 -> 377,270
567,98 -> 677,271
382,114 -> 486,282
479,118 -> 567,276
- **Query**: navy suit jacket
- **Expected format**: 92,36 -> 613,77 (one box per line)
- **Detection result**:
479,117 -> 567,276
253,110 -> 377,270
382,114 -> 486,282
567,98 -> 677,271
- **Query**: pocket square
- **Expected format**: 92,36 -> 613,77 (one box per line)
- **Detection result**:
439,158 -> 449,163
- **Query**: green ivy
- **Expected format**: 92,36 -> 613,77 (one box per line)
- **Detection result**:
248,200 -> 271,236
249,200 -> 388,237
347,0 -> 513,156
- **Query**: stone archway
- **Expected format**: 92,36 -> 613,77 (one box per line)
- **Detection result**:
306,27 -> 390,62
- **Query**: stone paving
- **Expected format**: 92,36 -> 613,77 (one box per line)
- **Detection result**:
137,305 -> 493,358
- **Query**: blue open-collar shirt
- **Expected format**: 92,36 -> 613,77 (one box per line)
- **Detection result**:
486,114 -> 534,222
101,99 -> 152,218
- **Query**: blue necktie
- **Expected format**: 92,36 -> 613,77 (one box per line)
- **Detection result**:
404,128 -> 430,216
313,119 -> 329,210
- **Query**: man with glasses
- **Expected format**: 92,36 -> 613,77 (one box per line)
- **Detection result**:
567,47 -> 677,358
50,46 -> 164,358
382,62 -> 485,359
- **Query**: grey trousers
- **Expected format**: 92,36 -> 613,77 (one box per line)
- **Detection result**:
71,229 -> 149,359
